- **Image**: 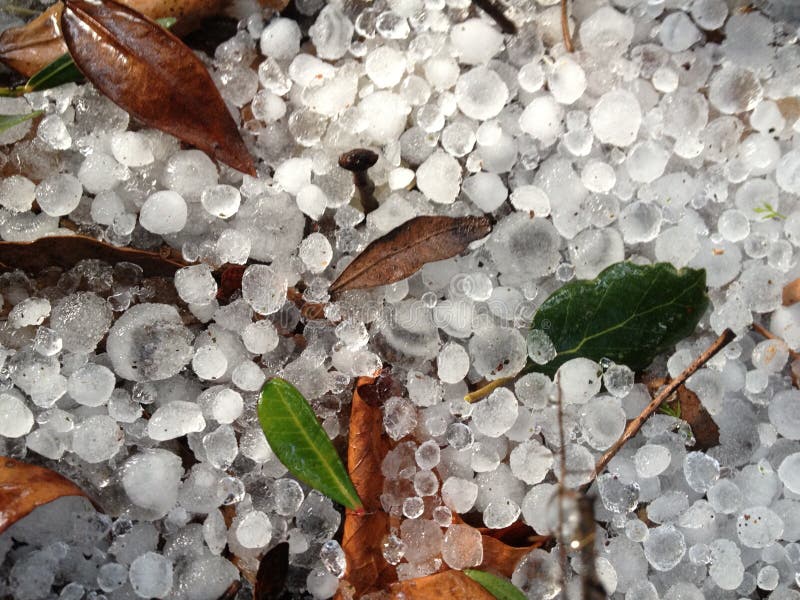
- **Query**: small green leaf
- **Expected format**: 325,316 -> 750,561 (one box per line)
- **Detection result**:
464,570 -> 526,600
0,110 -> 43,133
258,378 -> 363,510
0,16 -> 178,97
530,262 -> 708,375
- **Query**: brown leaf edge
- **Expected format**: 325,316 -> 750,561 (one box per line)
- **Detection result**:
646,376 -> 720,451
61,0 -> 256,175
784,277 -> 800,306
0,456 -> 91,535
329,215 -> 492,296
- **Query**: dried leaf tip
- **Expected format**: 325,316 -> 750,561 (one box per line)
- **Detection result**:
61,0 -> 256,176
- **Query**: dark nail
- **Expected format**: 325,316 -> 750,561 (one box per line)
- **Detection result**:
339,148 -> 379,214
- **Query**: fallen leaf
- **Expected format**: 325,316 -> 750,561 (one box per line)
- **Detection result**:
646,377 -> 719,451
258,378 -> 362,510
60,0 -> 256,175
530,262 -> 709,375
338,373 -> 397,598
388,570 -> 494,600
254,542 -> 289,600
480,536 -> 542,578
0,235 -> 187,277
463,570 -> 525,600
784,277 -> 800,306
0,0 -> 227,77
0,456 -> 91,535
330,216 -> 492,296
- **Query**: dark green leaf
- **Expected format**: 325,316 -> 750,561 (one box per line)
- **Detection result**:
0,110 -> 42,132
464,570 -> 526,600
258,378 -> 362,510
530,262 -> 708,375
0,16 -> 177,96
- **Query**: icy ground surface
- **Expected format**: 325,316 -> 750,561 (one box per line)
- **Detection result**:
3,0 -> 800,598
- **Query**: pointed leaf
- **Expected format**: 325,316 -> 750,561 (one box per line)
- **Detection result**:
463,570 -> 526,600
258,378 -> 362,510
61,0 -> 255,175
25,52 -> 83,92
254,542 -> 289,600
330,215 -> 492,295
0,109 -> 42,132
530,262 -> 708,375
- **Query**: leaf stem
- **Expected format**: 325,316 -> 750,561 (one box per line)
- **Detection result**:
464,376 -> 515,403
561,0 -> 574,52
592,328 -> 735,479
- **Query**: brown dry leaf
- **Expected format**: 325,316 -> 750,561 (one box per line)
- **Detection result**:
0,235 -> 187,277
784,277 -> 800,306
0,0 -> 228,77
337,372 -> 398,599
646,377 -> 719,451
480,535 -> 542,578
254,542 -> 289,600
60,0 -> 256,175
329,216 -> 492,296
0,456 -> 91,535
387,570 -> 495,600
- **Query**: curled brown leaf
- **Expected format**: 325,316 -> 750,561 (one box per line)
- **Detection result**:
330,216 -> 492,296
388,570 -> 494,600
0,456 -> 91,535
60,0 -> 256,175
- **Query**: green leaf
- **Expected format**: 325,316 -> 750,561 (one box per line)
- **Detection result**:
0,110 -> 43,132
0,16 -> 178,96
464,570 -> 526,600
530,262 -> 708,375
258,378 -> 363,510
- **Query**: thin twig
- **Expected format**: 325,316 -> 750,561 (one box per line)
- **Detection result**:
464,375 -> 514,403
751,322 -> 800,361
592,329 -> 735,479
554,372 -> 569,592
561,0 -> 574,52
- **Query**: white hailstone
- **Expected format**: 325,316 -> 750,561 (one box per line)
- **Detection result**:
450,19 -> 503,65
581,396 -> 626,450
35,174 -> 82,216
260,17 -> 301,60
442,524 -> 483,570
192,345 -> 228,380
579,7 -> 634,56
778,453 -> 800,494
388,167 -> 414,190
659,11 -> 701,52
299,233 -> 333,274
626,141 -> 670,183
424,55 -> 460,91
590,89 -> 641,147
242,320 -> 279,354
737,507 -> 784,548
708,65 -> 763,115
296,184 -> 328,220
463,172 -> 507,212
274,158 -> 312,195
510,184 -> 550,215
251,90 -> 287,122
110,131 -> 154,167
557,358 -> 602,404
510,440 -> 553,485
211,388 -> 244,424
37,114 -> 71,150
634,445 -> 671,478
0,390 -> 33,438
129,553 -> 173,599
441,477 -> 479,514
643,525 -> 686,571
0,175 -> 35,212
232,361 -> 266,391
71,415 -> 123,463
78,153 -> 129,194
241,265 -> 288,315
360,91 -> 411,144
162,150 -> 218,199
122,449 -> 183,516
691,0 -> 728,30
454,66 -> 509,121
139,191 -> 187,234
471,388 -> 518,438
437,343 -> 469,384
365,46 -> 406,88
416,150 -> 461,204
67,363 -> 115,407
8,297 -> 50,328
91,191 -> 125,226
547,56 -> 586,104
175,264 -> 218,305
147,401 -> 206,441
201,185 -> 241,219
216,230 -> 251,264
288,54 -> 335,87
519,94 -> 563,145
236,511 -> 273,549
308,5 -> 353,61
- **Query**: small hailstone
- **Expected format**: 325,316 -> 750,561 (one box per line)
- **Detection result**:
78,153 -> 129,194
484,499 -> 521,529
259,17 -> 301,60
454,66 -> 509,121
737,507 -> 784,548
590,89 -> 641,147
471,388 -> 518,438
67,363 -> 115,407
216,230 -> 251,264
626,141 -> 670,183
129,553 -> 173,599
71,415 -> 123,463
442,524 -> 483,570
365,46 -> 406,88
757,565 -> 779,591
201,185 -> 241,219
308,5 -> 353,60
162,150 -> 218,198
0,390 -> 33,438
581,161 -> 616,193
708,65 -> 763,115
557,358 -> 601,404
35,173 -> 82,216
518,61 -> 544,92
147,401 -> 206,441
581,396 -> 625,450
691,0 -> 728,30
403,496 -> 424,518
251,90 -> 286,122
509,440 -> 553,485
659,11 -> 701,52
274,157 -> 312,195
652,67 -> 679,93
37,114 -> 71,150
603,364 -> 634,397
91,191 -> 125,226
122,449 -> 182,515
547,56 -> 586,105
241,264 -> 288,315
232,361 -> 266,391
519,94 -> 563,145
296,184 -> 328,220
0,174 -> 35,212
526,330 -> 556,365
242,320 -> 279,354
450,19 -> 503,65
97,562 -> 127,592
192,345 -> 228,381
683,451 -> 720,492
9,297 -> 51,328
139,191 -> 187,234
643,525 -> 686,571
416,150 -> 461,204
437,343 -> 469,384
210,388 -> 243,424
751,339 -> 789,373
383,396 -> 416,441
110,131 -> 154,167
175,264 -> 218,305
441,121 -> 475,157
463,172 -> 506,212
388,167 -> 414,190
320,540 -> 346,578
634,445 -> 671,478
510,185 -> 550,215
424,56 -> 459,91
709,539 -> 744,590
307,569 -> 339,599
445,422 -> 473,450
33,327 -> 62,356
441,477 -> 478,513
415,440 -> 441,470
299,233 -> 333,274
579,6 -> 634,56
778,453 -> 800,494
718,209 -> 750,242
